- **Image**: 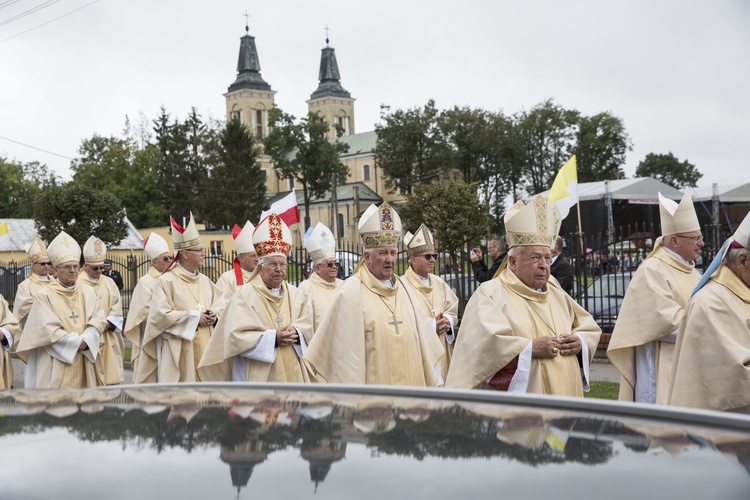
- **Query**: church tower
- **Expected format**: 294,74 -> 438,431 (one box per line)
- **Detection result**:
225,23 -> 275,141
307,32 -> 355,139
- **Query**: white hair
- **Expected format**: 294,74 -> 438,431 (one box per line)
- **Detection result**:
725,246 -> 750,269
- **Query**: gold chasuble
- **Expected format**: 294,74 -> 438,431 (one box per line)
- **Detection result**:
402,267 -> 459,377
669,265 -> 750,412
296,272 -> 343,334
16,280 -> 106,388
216,267 -> 252,302
446,268 -> 601,396
302,265 -> 445,386
607,244 -> 700,404
79,272 -> 124,385
13,273 -> 51,332
0,296 -> 20,389
198,271 -> 313,383
142,265 -> 224,383
123,266 -> 161,383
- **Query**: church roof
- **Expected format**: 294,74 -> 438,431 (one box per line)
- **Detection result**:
310,45 -> 351,100
228,32 -> 272,93
336,131 -> 377,157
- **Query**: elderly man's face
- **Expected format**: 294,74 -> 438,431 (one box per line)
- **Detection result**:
259,256 -> 287,288
152,252 -> 172,273
56,261 -> 80,287
508,246 -> 552,290
669,231 -> 704,262
32,258 -> 52,277
365,247 -> 398,280
84,263 -> 104,279
180,247 -> 206,272
410,252 -> 436,278
314,257 -> 339,283
238,251 -> 259,273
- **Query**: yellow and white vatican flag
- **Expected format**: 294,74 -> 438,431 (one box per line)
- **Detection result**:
0,221 -> 9,248
548,155 -> 578,220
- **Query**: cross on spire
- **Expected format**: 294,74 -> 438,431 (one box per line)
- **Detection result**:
324,24 -> 330,45
243,10 -> 250,33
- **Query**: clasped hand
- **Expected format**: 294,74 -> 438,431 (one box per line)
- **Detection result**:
532,334 -> 581,358
276,325 -> 298,346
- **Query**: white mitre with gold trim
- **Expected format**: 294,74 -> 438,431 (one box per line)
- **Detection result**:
358,201 -> 402,249
731,211 -> 750,249
658,189 -> 700,236
144,232 -> 170,260
83,236 -> 107,265
404,224 -> 435,257
47,231 -> 81,266
25,237 -> 48,264
304,222 -> 336,264
170,212 -> 203,250
253,214 -> 292,258
233,221 -> 256,255
504,195 -> 560,248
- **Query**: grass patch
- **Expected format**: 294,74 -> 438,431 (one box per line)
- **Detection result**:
585,381 -> 619,400
124,346 -> 131,364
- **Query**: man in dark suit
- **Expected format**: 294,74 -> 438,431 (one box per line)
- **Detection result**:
470,236 -> 507,283
103,259 -> 124,291
550,236 -> 574,295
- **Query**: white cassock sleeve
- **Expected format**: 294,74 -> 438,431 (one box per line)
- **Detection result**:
44,333 -> 84,364
445,315 -> 456,344
231,330 -> 277,381
292,326 -> 307,358
80,327 -> 101,363
0,327 -> 12,351
575,333 -> 591,392
507,342 -> 533,393
165,311 -> 201,341
660,327 -> 679,343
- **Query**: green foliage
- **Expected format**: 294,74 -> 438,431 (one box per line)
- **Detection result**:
635,152 -> 702,188
0,157 -> 58,218
574,112 -> 631,182
264,108 -> 349,229
33,183 -> 128,247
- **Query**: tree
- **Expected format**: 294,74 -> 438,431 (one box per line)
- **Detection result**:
33,183 -> 129,247
152,106 -> 193,218
438,106 -> 493,185
264,108 -> 349,229
398,181 -> 488,306
574,111 -> 631,182
635,152 -> 702,188
0,157 -> 59,218
204,118 -> 266,227
374,99 -> 449,194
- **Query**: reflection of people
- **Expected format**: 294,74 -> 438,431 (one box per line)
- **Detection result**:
470,236 -> 507,282
215,221 -> 259,302
123,233 -> 172,383
446,196 -> 601,396
102,259 -> 124,291
297,222 -> 343,333
669,213 -> 750,413
607,191 -> 703,404
78,236 -> 124,386
143,213 -> 224,382
550,236 -> 574,295
13,238 -> 52,331
303,202 -> 445,386
401,224 -> 458,378
199,214 -> 313,382
0,294 -> 20,389
17,231 -> 106,388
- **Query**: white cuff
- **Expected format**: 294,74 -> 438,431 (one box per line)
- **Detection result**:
45,333 -> 82,364
0,327 -> 12,351
240,329 -> 277,363
444,315 -> 456,344
575,333 -> 591,392
292,326 -> 307,358
507,342 -> 532,393
80,327 -> 101,363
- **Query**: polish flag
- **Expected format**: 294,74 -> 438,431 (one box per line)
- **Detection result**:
260,189 -> 300,227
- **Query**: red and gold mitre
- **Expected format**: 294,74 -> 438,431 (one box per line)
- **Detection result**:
253,214 -> 292,258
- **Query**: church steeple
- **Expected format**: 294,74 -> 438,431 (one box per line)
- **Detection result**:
228,23 -> 272,93
310,34 -> 350,100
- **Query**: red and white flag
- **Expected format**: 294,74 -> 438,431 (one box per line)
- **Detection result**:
260,189 -> 300,227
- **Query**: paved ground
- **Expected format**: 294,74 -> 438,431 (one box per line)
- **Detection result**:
10,355 -> 620,389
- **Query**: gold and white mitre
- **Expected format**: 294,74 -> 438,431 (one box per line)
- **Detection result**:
304,222 -> 336,263
24,237 -> 48,263
47,231 -> 81,266
404,224 -> 435,257
232,221 -> 256,255
170,212 -> 202,250
253,213 -> 292,258
144,232 -> 170,260
83,236 -> 107,265
504,195 -> 560,248
658,189 -> 700,236
358,201 -> 402,249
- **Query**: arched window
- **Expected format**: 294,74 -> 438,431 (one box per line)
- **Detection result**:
363,164 -> 371,181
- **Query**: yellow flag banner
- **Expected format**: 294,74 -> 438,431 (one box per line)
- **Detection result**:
548,155 -> 578,220
0,221 -> 9,248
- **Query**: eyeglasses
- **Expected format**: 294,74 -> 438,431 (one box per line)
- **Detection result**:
265,261 -> 288,270
89,266 -> 104,271
57,265 -> 80,272
36,262 -> 52,266
324,261 -> 340,268
185,248 -> 207,254
676,234 -> 704,242
420,254 -> 438,260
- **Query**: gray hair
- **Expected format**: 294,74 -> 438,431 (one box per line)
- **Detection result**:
725,246 -> 750,269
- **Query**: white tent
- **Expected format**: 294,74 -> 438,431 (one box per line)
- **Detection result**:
690,183 -> 750,203
537,177 -> 684,203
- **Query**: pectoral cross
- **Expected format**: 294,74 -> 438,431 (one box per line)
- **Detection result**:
275,314 -> 283,328
389,313 -> 402,334
195,303 -> 203,312
69,311 -> 78,324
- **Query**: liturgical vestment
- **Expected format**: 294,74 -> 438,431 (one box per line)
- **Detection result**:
302,264 -> 445,386
123,266 -> 160,383
16,280 -> 106,389
199,271 -> 313,382
215,267 -> 252,303
0,296 -> 20,389
13,273 -> 51,331
79,272 -> 124,385
445,268 -> 601,396
607,244 -> 700,404
142,265 -> 224,383
669,265 -> 750,412
296,272 -> 343,334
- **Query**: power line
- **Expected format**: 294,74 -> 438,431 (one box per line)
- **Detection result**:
0,0 -> 24,11
0,0 -> 101,44
0,134 -> 74,160
0,0 -> 63,28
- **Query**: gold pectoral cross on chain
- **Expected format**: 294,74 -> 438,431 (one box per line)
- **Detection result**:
388,312 -> 402,334
69,311 -> 79,324
275,313 -> 283,329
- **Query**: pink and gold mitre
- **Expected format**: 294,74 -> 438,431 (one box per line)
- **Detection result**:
404,223 -> 435,257
504,195 -> 561,248
304,222 -> 336,263
170,212 -> 203,250
24,237 -> 48,263
358,202 -> 402,249
47,231 -> 81,266
232,221 -> 256,255
658,189 -> 700,236
253,213 -> 292,258
83,235 -> 107,265
143,232 -> 170,260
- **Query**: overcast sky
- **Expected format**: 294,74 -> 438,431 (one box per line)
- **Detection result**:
1,0 -> 748,189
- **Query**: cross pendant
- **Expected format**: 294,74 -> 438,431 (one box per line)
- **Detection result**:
69,311 -> 78,324
276,314 -> 283,328
195,303 -> 203,312
389,313 -> 402,334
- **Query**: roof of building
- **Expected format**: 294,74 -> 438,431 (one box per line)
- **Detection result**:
690,183 -> 750,203
310,45 -> 351,100
0,217 -> 144,253
227,32 -> 272,93
336,130 -> 377,157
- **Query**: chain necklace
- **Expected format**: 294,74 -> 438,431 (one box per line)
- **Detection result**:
378,292 -> 402,335
527,300 -> 558,336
